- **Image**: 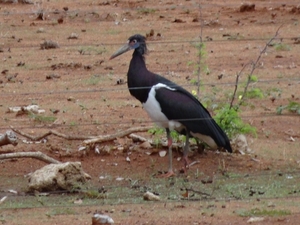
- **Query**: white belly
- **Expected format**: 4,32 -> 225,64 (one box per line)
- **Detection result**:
191,131 -> 218,149
143,84 -> 183,131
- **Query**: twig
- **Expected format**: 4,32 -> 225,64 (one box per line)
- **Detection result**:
0,151 -> 61,164
10,126 -> 98,141
239,25 -> 283,104
83,126 -> 153,145
196,2 -> 204,98
186,187 -> 211,197
230,63 -> 250,109
129,133 -> 182,148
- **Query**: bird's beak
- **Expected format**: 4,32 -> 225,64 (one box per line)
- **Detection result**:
109,43 -> 131,60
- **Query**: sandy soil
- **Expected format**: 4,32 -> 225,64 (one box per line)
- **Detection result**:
0,0 -> 300,224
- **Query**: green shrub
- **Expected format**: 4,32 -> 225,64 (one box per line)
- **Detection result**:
214,104 -> 257,138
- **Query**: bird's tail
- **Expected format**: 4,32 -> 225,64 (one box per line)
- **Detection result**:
212,120 -> 232,153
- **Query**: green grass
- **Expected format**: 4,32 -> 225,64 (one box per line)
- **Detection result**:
245,87 -> 264,99
85,74 -> 101,85
237,208 -> 291,217
277,101 -> 300,115
29,113 -> 57,123
274,43 -> 291,51
46,207 -> 77,216
78,46 -> 106,55
1,168 -> 299,210
137,8 -> 157,14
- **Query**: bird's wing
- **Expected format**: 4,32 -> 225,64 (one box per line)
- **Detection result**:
154,84 -> 232,152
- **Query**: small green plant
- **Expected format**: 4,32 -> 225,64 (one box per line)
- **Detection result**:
148,127 -> 165,147
276,100 -> 300,115
237,208 -> 291,217
274,43 -> 291,51
69,121 -> 77,126
46,207 -> 77,217
137,8 -> 156,14
148,127 -> 185,145
214,104 -> 257,138
188,42 -> 209,96
84,17 -> 90,23
244,87 -> 264,99
85,74 -> 101,85
249,75 -> 258,82
83,190 -> 107,199
29,113 -> 56,123
78,46 -> 106,55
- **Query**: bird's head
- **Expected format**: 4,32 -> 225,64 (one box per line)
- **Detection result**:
110,34 -> 147,60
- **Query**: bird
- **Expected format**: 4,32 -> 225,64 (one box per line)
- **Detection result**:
110,34 -> 232,177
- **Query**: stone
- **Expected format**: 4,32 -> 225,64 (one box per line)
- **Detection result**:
28,162 -> 91,192
231,134 -> 252,154
92,214 -> 114,224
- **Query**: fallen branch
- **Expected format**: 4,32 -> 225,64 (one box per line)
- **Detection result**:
0,130 -> 18,146
0,151 -> 61,164
129,133 -> 182,148
84,126 -> 153,145
10,126 -> 98,141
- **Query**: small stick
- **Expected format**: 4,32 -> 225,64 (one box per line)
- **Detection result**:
0,151 -> 61,164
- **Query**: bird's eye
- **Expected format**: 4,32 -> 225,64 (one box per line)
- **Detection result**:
132,39 -> 137,43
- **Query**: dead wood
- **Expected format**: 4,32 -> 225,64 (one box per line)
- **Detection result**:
10,126 -> 98,141
10,125 -> 154,146
0,130 -> 18,146
129,133 -> 182,148
83,126 -> 153,145
0,151 -> 61,164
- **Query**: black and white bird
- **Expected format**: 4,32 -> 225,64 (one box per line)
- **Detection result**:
110,34 -> 232,177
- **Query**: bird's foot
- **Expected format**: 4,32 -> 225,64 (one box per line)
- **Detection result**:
158,170 -> 175,178
183,155 -> 190,169
180,156 -> 190,174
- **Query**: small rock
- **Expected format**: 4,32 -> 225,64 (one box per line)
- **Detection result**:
173,18 -> 185,23
143,191 -> 160,201
40,40 -> 59,50
240,3 -> 255,12
28,162 -> 91,192
231,134 -> 252,154
92,214 -> 114,224
67,96 -> 76,102
68,33 -> 78,39
36,27 -> 45,33
159,150 -> 167,157
140,141 -> 152,149
247,217 -> 264,223
57,17 -> 64,24
46,74 -> 60,79
0,196 -> 7,205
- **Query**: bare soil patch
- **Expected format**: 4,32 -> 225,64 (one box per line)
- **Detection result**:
0,0 -> 300,224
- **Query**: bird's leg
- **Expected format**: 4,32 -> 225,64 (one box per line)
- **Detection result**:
182,131 -> 190,173
159,128 -> 175,177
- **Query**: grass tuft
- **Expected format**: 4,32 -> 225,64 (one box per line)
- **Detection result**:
237,208 -> 291,217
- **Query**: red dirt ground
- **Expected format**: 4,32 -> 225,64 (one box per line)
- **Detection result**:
0,0 -> 300,224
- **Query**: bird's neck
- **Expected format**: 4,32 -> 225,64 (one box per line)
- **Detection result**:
127,51 -> 153,103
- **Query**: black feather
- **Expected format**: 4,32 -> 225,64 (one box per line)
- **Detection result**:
118,34 -> 232,153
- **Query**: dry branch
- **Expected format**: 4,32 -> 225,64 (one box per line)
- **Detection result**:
129,133 -> 182,148
10,125 -> 154,146
84,126 -> 153,145
0,151 -> 61,164
239,25 -> 282,104
230,63 -> 250,108
10,126 -> 98,141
